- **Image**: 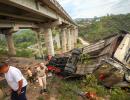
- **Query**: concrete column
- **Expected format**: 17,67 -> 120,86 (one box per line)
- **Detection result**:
39,20 -> 62,56
54,33 -> 61,49
73,30 -> 76,47
67,28 -> 71,51
73,28 -> 78,46
70,28 -> 75,49
44,28 -> 54,56
61,28 -> 67,52
75,28 -> 79,42
5,33 -> 16,55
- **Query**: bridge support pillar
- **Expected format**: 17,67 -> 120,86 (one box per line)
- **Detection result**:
5,33 -> 16,56
61,28 -> 67,52
75,28 -> 78,44
54,32 -> 61,49
70,28 -> 75,49
44,28 -> 55,56
67,28 -> 71,51
75,29 -> 78,45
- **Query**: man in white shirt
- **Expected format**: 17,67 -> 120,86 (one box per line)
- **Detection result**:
37,63 -> 48,94
0,62 -> 28,100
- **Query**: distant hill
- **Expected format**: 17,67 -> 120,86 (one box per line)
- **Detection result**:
75,18 -> 93,22
75,13 -> 130,42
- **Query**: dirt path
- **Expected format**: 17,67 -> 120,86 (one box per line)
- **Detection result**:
1,57 -> 83,100
27,77 -> 58,100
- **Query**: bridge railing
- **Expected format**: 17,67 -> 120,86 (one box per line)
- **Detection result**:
49,0 -> 73,21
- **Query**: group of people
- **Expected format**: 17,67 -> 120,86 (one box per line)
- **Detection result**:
0,61 -> 48,100
27,63 -> 48,93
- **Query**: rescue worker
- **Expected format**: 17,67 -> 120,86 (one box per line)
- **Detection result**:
37,63 -> 48,94
0,62 -> 28,100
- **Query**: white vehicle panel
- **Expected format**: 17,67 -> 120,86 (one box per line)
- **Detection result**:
114,34 -> 130,67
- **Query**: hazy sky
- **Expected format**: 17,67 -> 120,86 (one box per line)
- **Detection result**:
57,0 -> 130,18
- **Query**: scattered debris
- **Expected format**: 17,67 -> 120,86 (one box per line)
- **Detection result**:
72,89 -> 105,100
47,31 -> 130,88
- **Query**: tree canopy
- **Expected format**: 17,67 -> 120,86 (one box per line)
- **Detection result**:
14,29 -> 36,48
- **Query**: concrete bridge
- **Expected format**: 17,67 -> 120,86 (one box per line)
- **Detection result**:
0,0 -> 78,56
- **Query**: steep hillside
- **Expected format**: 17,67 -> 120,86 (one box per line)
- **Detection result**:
76,13 -> 130,42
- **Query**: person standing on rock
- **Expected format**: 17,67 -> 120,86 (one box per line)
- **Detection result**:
36,63 -> 48,94
0,62 -> 28,100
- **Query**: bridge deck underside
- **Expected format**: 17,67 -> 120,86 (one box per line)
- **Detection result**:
0,2 -> 54,24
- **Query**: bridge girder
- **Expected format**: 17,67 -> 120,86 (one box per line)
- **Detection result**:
0,0 -> 75,26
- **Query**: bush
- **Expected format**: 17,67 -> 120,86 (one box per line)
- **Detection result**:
82,75 -> 130,99
58,81 -> 79,100
94,85 -> 108,97
16,42 -> 32,48
110,87 -> 130,100
49,77 -> 80,100
16,49 -> 33,58
83,75 -> 98,86
0,48 -> 8,56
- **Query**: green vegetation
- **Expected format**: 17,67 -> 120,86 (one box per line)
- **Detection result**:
16,49 -> 33,58
58,81 -> 80,100
52,29 -> 59,37
110,87 -> 130,100
46,75 -> 130,100
76,13 -> 130,42
76,38 -> 83,48
0,29 -> 61,57
14,29 -> 36,48
13,29 -> 36,57
82,75 -> 130,100
47,76 -> 81,100
0,29 -> 36,57
0,39 -> 6,48
0,35 -> 7,56
0,48 -> 8,56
